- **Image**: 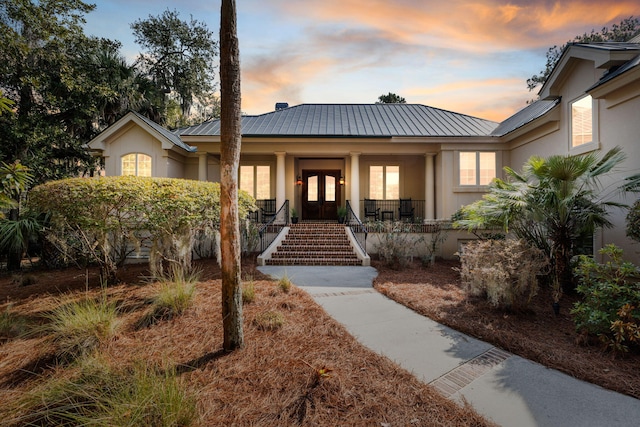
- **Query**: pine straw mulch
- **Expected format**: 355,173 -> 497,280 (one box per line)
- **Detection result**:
0,259 -> 492,426
373,258 -> 640,400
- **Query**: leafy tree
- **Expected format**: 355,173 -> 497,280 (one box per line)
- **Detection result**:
131,9 -> 218,123
455,148 -> 628,303
220,0 -> 244,351
528,17 -> 640,92
627,199 -> 640,243
0,0 -> 132,183
376,92 -> 406,104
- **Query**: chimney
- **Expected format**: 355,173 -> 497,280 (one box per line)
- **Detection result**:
275,102 -> 289,111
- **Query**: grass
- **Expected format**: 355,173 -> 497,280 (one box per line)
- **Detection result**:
7,356 -> 197,427
278,273 -> 292,293
0,260 -> 492,426
139,265 -> 198,327
242,276 -> 256,304
40,292 -> 120,361
0,304 -> 28,342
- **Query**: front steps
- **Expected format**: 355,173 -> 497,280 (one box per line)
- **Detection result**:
264,222 -> 363,266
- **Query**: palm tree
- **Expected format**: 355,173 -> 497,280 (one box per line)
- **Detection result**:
457,147 -> 627,302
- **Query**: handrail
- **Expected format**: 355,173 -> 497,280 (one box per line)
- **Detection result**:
258,200 -> 289,253
345,200 -> 367,254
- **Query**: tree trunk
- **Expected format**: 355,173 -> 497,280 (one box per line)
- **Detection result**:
219,0 -> 244,351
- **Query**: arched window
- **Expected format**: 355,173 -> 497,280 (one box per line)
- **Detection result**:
121,153 -> 152,177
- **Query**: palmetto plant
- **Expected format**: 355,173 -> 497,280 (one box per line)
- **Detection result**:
456,147 -> 628,302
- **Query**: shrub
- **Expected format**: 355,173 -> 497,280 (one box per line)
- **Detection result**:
372,221 -> 423,270
9,356 -> 198,427
27,177 -> 256,282
458,239 -> 549,310
41,293 -> 120,361
627,198 -> 640,243
571,244 -> 640,353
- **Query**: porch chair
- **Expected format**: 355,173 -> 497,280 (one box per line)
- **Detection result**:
260,198 -> 277,223
364,198 -> 380,221
398,198 -> 415,222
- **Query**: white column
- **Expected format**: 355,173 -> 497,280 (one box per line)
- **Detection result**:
425,153 -> 435,219
350,152 -> 361,219
198,153 -> 208,181
275,152 -> 286,218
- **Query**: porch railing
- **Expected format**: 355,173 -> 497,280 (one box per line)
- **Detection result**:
360,199 -> 426,222
258,199 -> 289,253
346,200 -> 368,254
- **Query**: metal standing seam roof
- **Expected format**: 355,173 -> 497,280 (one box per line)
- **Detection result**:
490,99 -> 561,137
173,104 -> 499,138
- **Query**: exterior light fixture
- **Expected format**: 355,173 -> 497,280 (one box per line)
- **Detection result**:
339,176 -> 345,185
296,175 -> 303,186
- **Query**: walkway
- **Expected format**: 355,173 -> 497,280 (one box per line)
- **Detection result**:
257,265 -> 640,427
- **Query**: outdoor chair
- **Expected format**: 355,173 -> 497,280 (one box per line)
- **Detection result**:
364,198 -> 380,221
260,198 -> 277,223
398,198 -> 415,222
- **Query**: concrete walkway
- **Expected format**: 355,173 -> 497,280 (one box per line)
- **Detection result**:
258,265 -> 640,427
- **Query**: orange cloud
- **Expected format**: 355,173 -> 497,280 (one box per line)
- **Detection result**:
271,0 -> 640,51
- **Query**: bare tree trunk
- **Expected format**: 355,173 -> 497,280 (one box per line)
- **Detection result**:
219,0 -> 244,351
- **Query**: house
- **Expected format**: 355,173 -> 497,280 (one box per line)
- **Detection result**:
87,41 -> 640,263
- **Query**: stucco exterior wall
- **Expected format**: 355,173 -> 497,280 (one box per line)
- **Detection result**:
101,124 -> 163,176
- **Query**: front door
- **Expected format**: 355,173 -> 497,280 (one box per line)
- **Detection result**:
302,170 -> 341,220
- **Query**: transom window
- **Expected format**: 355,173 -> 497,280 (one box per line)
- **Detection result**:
121,153 -> 151,176
240,165 -> 270,199
571,95 -> 592,148
459,152 -> 496,186
369,165 -> 399,199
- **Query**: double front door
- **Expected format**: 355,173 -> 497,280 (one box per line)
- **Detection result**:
302,170 -> 341,220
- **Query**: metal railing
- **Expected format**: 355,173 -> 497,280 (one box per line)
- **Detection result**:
346,200 -> 368,254
258,200 -> 289,253
360,199 -> 426,222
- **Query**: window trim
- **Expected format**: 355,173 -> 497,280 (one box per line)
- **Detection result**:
368,164 -> 400,200
569,94 -> 599,155
121,153 -> 152,177
454,151 -> 497,192
239,164 -> 271,199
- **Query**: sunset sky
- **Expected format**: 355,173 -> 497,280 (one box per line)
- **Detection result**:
84,0 -> 640,122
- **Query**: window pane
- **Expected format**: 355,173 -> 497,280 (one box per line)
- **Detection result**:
386,166 -> 399,199
325,175 -> 336,202
240,166 -> 254,197
308,175 -> 318,202
459,152 -> 476,185
369,166 -> 383,199
256,166 -> 270,199
137,154 -> 152,177
572,95 -> 592,147
478,152 -> 496,185
122,154 -> 136,176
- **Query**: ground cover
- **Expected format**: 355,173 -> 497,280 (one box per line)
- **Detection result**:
0,260 -> 491,426
373,259 -> 640,400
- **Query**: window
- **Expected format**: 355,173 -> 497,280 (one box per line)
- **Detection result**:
369,165 -> 399,199
121,153 -> 151,176
459,152 -> 496,186
571,95 -> 592,148
240,165 -> 270,199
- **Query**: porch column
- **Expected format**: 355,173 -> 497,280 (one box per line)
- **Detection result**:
198,152 -> 208,181
350,152 -> 361,219
275,151 -> 286,213
425,153 -> 435,219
